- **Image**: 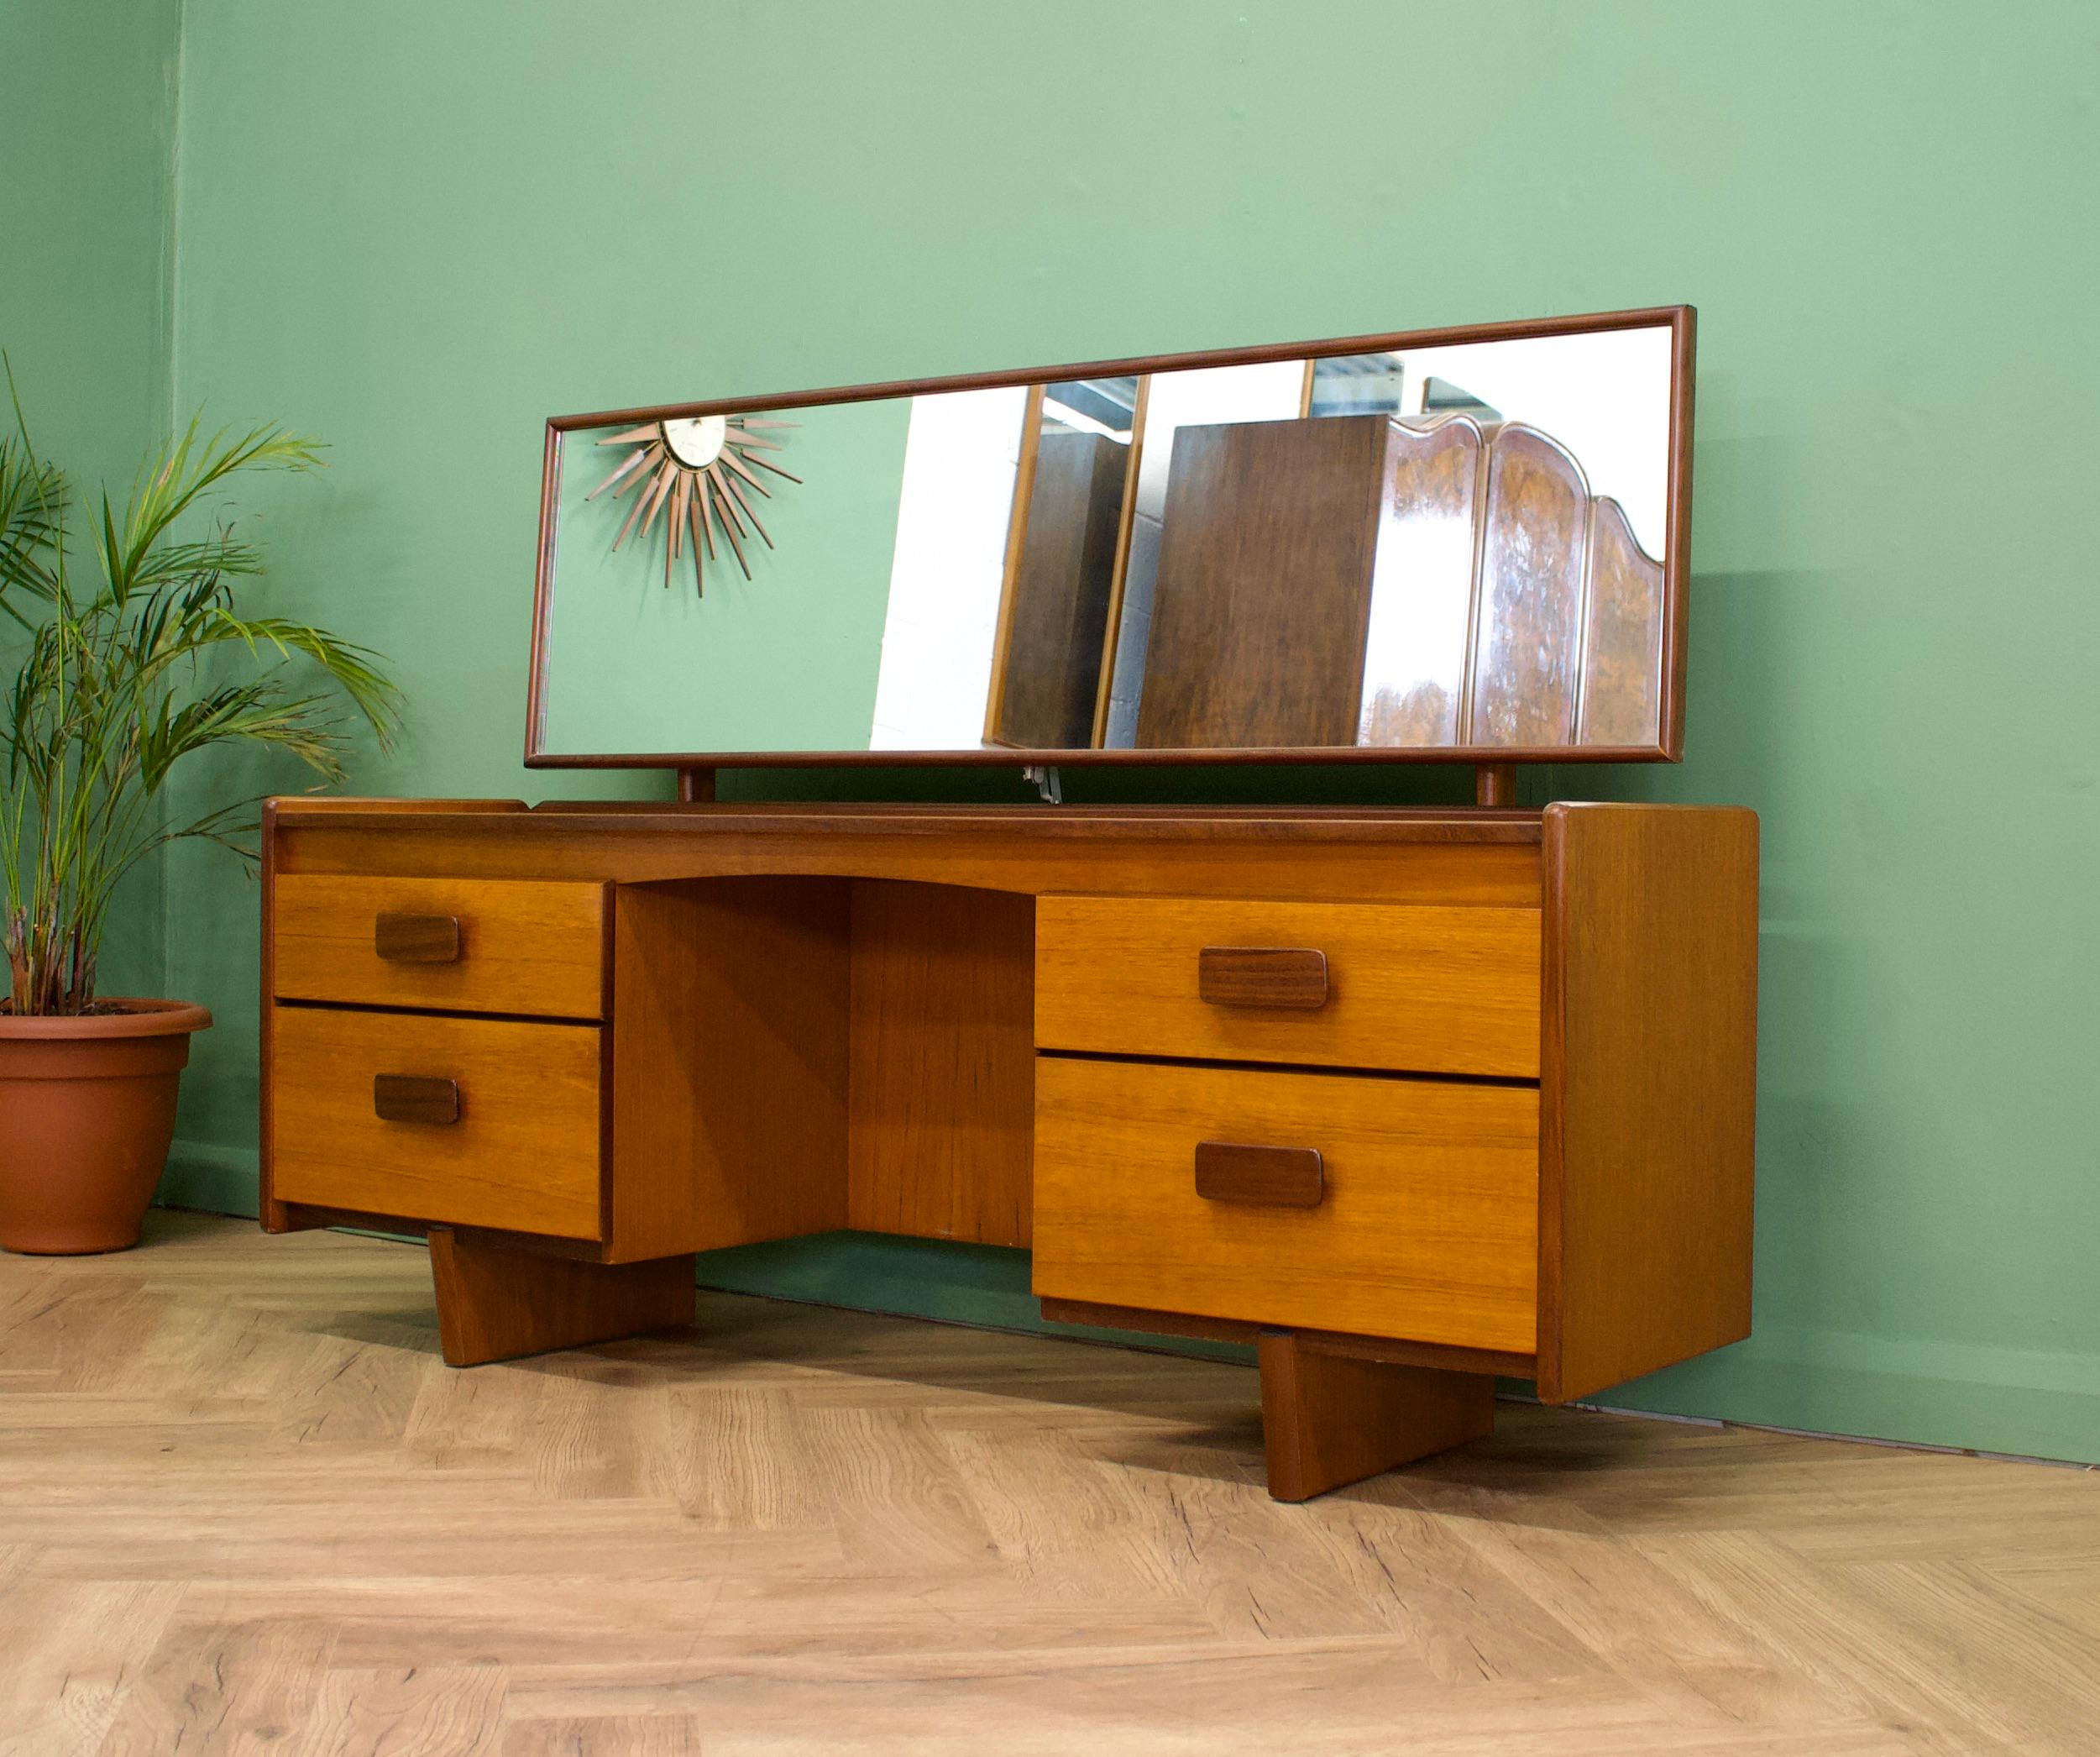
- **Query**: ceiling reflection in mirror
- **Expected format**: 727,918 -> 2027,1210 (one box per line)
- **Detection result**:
532,313 -> 1685,762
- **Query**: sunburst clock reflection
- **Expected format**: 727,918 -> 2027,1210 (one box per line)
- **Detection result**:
585,414 -> 800,595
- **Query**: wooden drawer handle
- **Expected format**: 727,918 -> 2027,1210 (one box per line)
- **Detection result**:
374,913 -> 462,963
373,1074 -> 460,1125
1197,946 -> 1328,1010
1193,1141 -> 1324,1209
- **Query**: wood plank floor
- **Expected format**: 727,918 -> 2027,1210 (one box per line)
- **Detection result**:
1,1213 -> 2094,1755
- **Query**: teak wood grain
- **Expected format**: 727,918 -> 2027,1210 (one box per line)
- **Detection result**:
271,803 -> 1548,911
1258,1332 -> 1496,1501
608,878 -> 851,1261
270,1004 -> 602,1239
273,873 -> 605,1019
259,798 -> 285,1232
259,799 -> 533,1235
1537,802 -> 1759,1403
428,1226 -> 694,1366
254,795 -> 1759,1469
1036,1295 -> 1535,1378
847,882 -> 1035,1247
1194,946 -> 1329,1009
1032,1057 -> 1540,1355
1036,894 -> 1542,1078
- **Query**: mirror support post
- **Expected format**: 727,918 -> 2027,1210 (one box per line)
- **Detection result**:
1474,764 -> 1518,808
678,766 -> 718,803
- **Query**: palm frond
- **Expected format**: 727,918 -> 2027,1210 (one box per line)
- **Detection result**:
2,371 -> 392,1015
191,611 -> 401,742
0,436 -> 66,627
100,418 -> 323,605
125,533 -> 268,591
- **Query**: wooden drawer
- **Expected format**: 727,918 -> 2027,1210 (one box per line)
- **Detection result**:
1031,1057 -> 1538,1354
270,1004 -> 602,1238
1035,894 -> 1541,1078
274,874 -> 605,1019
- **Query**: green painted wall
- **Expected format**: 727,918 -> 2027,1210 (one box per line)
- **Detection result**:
107,0 -> 2100,1462
0,0 -> 178,490
543,401 -> 909,756
0,0 -> 183,999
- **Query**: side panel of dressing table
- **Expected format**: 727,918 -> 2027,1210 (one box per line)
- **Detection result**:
259,799 -> 1757,1500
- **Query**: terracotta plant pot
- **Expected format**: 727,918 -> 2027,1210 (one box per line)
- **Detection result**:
0,999 -> 212,1255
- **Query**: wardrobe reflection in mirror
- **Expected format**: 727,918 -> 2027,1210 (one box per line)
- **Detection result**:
528,308 -> 1689,765
984,378 -> 1139,750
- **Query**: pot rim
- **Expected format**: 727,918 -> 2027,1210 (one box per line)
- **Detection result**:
0,998 -> 213,1040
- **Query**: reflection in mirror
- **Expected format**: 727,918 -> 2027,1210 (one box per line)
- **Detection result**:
984,379 -> 1139,748
544,389 -> 1028,758
867,387 -> 1029,748
1292,325 -> 1672,747
532,314 -> 1682,761
1358,415 -> 1483,745
1102,361 -> 1302,747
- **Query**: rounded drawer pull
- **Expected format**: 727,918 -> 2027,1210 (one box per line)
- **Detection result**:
373,1074 -> 461,1125
1197,946 -> 1328,1010
374,913 -> 463,963
1193,1141 -> 1324,1209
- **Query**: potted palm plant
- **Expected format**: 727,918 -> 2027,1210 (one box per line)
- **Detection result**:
0,380 -> 397,1253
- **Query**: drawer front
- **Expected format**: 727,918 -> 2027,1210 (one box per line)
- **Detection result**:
271,1005 -> 602,1238
274,874 -> 605,1019
1036,894 -> 1541,1078
1032,1057 -> 1538,1354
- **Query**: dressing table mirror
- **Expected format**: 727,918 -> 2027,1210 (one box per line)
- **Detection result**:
528,307 -> 1689,780
262,306 -> 1757,1502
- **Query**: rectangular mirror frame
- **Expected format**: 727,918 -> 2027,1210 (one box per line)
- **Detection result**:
525,304 -> 1694,770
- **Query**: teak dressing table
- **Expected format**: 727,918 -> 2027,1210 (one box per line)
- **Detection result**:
260,308 -> 1760,1501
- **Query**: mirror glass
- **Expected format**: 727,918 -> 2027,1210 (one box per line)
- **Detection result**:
534,317 -> 1680,760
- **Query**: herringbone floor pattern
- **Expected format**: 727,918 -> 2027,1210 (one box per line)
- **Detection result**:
1,1213 -> 2094,1754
